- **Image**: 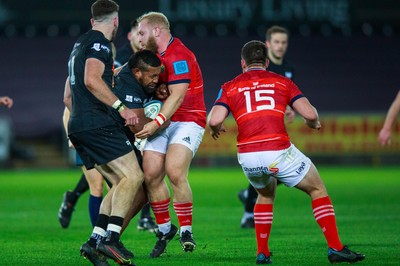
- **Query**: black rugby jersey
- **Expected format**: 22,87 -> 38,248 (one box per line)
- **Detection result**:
111,65 -> 153,141
267,57 -> 295,81
67,30 -> 116,134
114,43 -> 134,68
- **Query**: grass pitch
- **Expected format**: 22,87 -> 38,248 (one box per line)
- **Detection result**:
1,166 -> 399,265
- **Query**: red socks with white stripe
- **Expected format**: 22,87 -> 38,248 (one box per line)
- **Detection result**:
173,202 -> 193,234
254,204 -> 273,256
312,196 -> 343,251
150,198 -> 171,234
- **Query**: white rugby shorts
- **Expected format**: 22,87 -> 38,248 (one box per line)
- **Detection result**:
144,121 -> 205,157
237,144 -> 311,189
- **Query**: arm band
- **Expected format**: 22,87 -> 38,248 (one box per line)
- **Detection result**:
112,99 -> 122,109
154,113 -> 166,127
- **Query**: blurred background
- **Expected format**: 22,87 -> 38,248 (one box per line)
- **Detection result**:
0,0 -> 399,169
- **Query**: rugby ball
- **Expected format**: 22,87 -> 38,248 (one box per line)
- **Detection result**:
143,100 -> 162,119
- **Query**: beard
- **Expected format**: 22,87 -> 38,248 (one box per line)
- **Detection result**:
145,36 -> 158,53
110,26 -> 118,42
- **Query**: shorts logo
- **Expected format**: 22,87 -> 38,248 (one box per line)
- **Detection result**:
182,136 -> 191,144
296,162 -> 306,175
173,60 -> 189,75
269,167 -> 279,174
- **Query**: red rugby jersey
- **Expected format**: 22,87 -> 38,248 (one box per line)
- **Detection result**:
215,68 -> 304,153
159,37 -> 206,128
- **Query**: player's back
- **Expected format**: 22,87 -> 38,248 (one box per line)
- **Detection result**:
68,30 -> 116,134
221,69 -> 302,152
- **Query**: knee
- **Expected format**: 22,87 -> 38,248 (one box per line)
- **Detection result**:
89,182 -> 104,196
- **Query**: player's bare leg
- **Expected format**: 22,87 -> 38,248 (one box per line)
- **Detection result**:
165,144 -> 196,252
82,166 -> 105,227
143,150 -> 177,258
295,164 -> 365,263
91,151 -> 143,265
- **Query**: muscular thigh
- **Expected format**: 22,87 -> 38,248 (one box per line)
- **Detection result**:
97,150 -> 143,186
142,150 -> 165,185
165,144 -> 192,181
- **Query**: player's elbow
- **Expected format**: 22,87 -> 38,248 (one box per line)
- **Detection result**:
84,76 -> 98,93
207,116 -> 223,129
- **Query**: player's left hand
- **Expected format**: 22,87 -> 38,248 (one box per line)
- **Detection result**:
120,108 -> 139,126
135,121 -> 159,139
285,106 -> 296,123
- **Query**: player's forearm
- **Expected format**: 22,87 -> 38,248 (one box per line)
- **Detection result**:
382,92 -> 400,130
159,90 -> 185,120
62,107 -> 70,136
63,77 -> 72,111
86,79 -> 121,109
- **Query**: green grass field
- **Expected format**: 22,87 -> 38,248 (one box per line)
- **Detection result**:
1,166 -> 399,265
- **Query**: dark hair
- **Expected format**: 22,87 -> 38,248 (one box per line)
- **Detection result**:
241,40 -> 267,66
128,50 -> 161,71
266,25 -> 289,41
91,0 -> 119,21
130,19 -> 138,30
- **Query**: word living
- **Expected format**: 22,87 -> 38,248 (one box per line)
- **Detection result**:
238,82 -> 275,93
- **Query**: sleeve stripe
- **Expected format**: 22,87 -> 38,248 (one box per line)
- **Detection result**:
290,94 -> 304,108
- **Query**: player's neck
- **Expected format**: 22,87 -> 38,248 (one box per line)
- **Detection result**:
268,52 -> 283,65
92,25 -> 113,41
158,34 -> 173,54
246,64 -> 265,71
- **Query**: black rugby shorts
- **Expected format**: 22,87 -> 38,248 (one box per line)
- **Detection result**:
69,125 -> 133,170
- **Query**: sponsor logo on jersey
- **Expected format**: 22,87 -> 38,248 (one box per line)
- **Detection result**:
160,64 -> 165,73
101,44 -> 110,53
133,97 -> 142,103
92,43 -> 101,51
125,95 -> 133,102
91,43 -> 110,53
126,140 -> 131,146
173,60 -> 189,75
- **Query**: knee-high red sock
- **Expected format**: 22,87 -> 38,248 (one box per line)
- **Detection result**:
150,198 -> 171,225
173,202 -> 192,227
312,196 -> 343,250
254,204 -> 273,256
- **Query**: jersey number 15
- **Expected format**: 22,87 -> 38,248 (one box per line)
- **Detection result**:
244,90 -> 275,113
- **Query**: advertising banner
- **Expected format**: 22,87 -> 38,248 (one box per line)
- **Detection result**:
197,114 -> 400,157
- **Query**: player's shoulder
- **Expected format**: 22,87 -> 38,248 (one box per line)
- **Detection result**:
166,38 -> 195,60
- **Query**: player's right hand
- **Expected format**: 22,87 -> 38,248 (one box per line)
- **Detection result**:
210,124 -> 226,140
120,108 -> 139,126
155,83 -> 169,100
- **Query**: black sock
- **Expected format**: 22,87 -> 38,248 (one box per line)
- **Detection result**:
245,184 -> 257,213
89,214 -> 109,247
140,203 -> 151,219
72,174 -> 89,197
107,216 -> 124,242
